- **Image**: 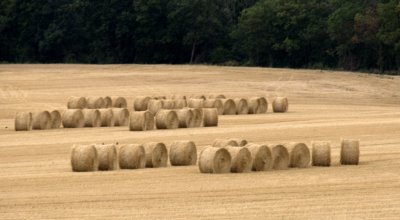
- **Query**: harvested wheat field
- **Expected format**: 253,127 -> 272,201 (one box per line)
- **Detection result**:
0,64 -> 400,219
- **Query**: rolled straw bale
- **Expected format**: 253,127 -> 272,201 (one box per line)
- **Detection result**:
272,97 -> 289,113
285,142 -> 310,168
176,109 -> 193,128
257,97 -> 268,114
118,144 -> 146,169
155,110 -> 179,129
50,110 -> 62,129
198,146 -> 231,174
153,96 -> 166,100
15,112 -> 32,131
104,96 -> 112,108
312,141 -> 331,166
268,144 -> 290,170
32,111 -> 52,130
203,99 -> 224,115
129,111 -> 154,131
187,98 -> 204,108
67,96 -> 86,109
62,109 -> 85,128
142,142 -> 168,168
111,96 -> 127,108
82,109 -> 101,127
94,144 -> 118,171
134,96 -> 151,111
190,108 -> 203,127
208,94 -> 226,99
148,99 -> 162,115
213,139 -> 239,147
247,97 -> 260,114
112,108 -> 130,126
221,99 -> 236,115
224,146 -> 252,173
340,139 -> 360,165
203,108 -> 218,127
174,99 -> 187,109
169,141 -> 197,166
171,94 -> 186,100
98,109 -> 114,127
190,95 -> 206,100
245,144 -> 272,171
161,99 -> 175,109
71,144 -> 98,172
234,98 -> 249,115
229,138 -> 248,147
86,96 -> 105,109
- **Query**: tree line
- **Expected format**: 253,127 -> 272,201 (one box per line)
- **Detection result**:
0,0 -> 399,73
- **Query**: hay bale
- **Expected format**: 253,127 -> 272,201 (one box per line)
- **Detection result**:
213,139 -> 239,147
268,144 -> 289,170
104,96 -> 112,108
32,111 -> 52,130
62,109 -> 85,128
203,99 -> 224,115
67,96 -> 87,109
256,97 -> 268,114
285,142 -> 310,168
208,94 -> 226,99
203,108 -> 218,127
82,109 -> 101,127
247,97 -> 259,114
129,111 -> 154,131
15,112 -> 32,131
188,98 -> 204,108
174,99 -> 187,109
233,98 -> 249,115
198,146 -> 231,173
94,144 -> 118,171
71,144 -> 98,172
340,139 -> 360,165
112,108 -> 130,126
153,96 -> 166,100
111,96 -> 127,108
190,95 -> 206,100
229,138 -> 248,147
171,94 -> 186,100
50,110 -> 62,129
118,144 -> 146,169
134,96 -> 152,111
176,109 -> 193,128
155,110 -> 179,129
142,142 -> 168,168
224,146 -> 252,173
86,96 -> 105,109
272,97 -> 289,113
161,99 -> 175,109
245,144 -> 272,171
98,109 -> 114,127
169,141 -> 197,166
148,99 -> 163,115
187,108 -> 203,127
221,99 -> 236,115
312,141 -> 331,166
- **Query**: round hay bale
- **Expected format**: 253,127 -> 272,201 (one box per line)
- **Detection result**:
208,94 -> 226,99
161,99 -> 175,109
247,97 -> 260,114
71,144 -> 98,172
15,112 -> 32,131
153,96 -> 166,100
176,109 -> 193,128
234,98 -> 249,115
245,144 -> 272,171
213,139 -> 239,147
118,144 -> 146,169
229,138 -> 248,147
103,96 -> 112,108
142,142 -> 168,168
257,97 -> 268,114
67,96 -> 87,109
221,99 -> 236,115
224,146 -> 252,173
129,111 -> 154,131
169,141 -> 197,166
174,99 -> 187,109
187,98 -> 204,108
112,108 -> 129,126
285,142 -> 310,168
94,144 -> 118,171
272,97 -> 289,113
32,111 -> 52,130
62,109 -> 85,128
203,99 -> 224,115
340,139 -> 360,165
50,110 -> 62,129
190,95 -> 206,100
148,99 -> 163,115
155,110 -> 179,129
187,108 -> 203,127
98,109 -> 114,127
111,96 -> 127,108
86,96 -> 105,109
198,146 -> 231,174
134,96 -> 152,111
268,144 -> 290,170
171,94 -> 186,100
203,108 -> 218,127
82,109 -> 101,127
312,141 -> 331,166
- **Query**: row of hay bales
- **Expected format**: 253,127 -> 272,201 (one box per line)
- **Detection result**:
71,141 -> 197,172
199,138 -> 360,173
67,96 -> 127,109
15,108 -> 130,131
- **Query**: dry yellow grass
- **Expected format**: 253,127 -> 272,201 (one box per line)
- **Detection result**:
0,64 -> 400,219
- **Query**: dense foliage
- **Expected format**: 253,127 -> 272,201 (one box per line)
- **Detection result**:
0,0 -> 399,72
